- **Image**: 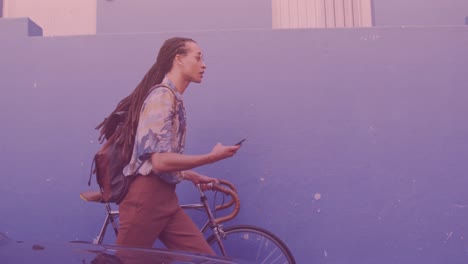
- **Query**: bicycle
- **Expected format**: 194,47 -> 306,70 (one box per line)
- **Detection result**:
80,179 -> 296,264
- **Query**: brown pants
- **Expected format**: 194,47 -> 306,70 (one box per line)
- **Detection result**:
116,174 -> 214,255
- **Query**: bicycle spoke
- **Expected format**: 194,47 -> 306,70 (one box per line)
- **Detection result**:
260,247 -> 279,264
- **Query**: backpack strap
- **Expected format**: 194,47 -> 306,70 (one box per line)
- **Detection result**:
148,83 -> 177,103
88,157 -> 96,186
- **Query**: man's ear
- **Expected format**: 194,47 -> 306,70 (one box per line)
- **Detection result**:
174,54 -> 183,66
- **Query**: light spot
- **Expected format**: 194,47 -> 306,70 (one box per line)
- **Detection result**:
446,231 -> 453,240
242,233 -> 250,240
259,177 -> 265,182
314,193 -> 322,200
444,232 -> 453,243
33,82 -> 38,88
323,250 -> 328,257
317,209 -> 321,213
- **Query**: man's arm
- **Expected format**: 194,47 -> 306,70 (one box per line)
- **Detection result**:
151,143 -> 240,173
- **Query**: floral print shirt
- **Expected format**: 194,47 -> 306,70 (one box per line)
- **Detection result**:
123,78 -> 186,184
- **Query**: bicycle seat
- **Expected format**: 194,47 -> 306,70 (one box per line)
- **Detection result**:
80,191 -> 103,203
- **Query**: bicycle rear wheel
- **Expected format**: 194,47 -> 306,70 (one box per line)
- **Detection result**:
206,225 -> 295,264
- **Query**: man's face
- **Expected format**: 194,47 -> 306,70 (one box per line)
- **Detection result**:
180,42 -> 207,83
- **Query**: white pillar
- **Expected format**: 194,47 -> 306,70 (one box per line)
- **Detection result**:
272,0 -> 373,29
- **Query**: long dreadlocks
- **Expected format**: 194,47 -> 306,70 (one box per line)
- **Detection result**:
95,37 -> 195,162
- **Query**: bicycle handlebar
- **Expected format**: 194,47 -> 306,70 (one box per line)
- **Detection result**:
200,179 -> 240,224
215,180 -> 238,210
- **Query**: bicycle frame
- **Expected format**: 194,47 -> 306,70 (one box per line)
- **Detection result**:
81,180 -> 296,264
86,180 -> 240,257
194,185 -> 228,256
93,203 -> 119,244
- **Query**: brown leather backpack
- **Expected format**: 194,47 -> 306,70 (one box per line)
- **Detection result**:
89,110 -> 131,204
88,84 -> 173,204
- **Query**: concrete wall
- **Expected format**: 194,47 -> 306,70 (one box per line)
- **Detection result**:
1,17 -> 468,263
373,0 -> 468,26
4,0 -> 468,37
96,0 -> 272,34
96,0 -> 468,32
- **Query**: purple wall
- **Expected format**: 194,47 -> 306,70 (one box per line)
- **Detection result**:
373,0 -> 468,26
96,0 -> 272,34
1,17 -> 468,263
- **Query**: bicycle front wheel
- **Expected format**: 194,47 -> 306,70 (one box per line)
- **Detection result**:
206,225 -> 295,264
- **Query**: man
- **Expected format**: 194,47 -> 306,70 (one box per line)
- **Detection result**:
96,37 -> 240,254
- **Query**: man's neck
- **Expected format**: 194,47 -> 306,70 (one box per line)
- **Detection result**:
165,72 -> 189,95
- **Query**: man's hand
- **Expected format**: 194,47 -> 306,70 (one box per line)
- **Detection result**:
183,170 -> 219,191
210,143 -> 241,162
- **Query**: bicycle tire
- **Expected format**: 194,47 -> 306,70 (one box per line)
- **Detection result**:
206,225 -> 295,264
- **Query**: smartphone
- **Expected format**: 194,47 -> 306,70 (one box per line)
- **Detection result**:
235,138 -> 246,146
